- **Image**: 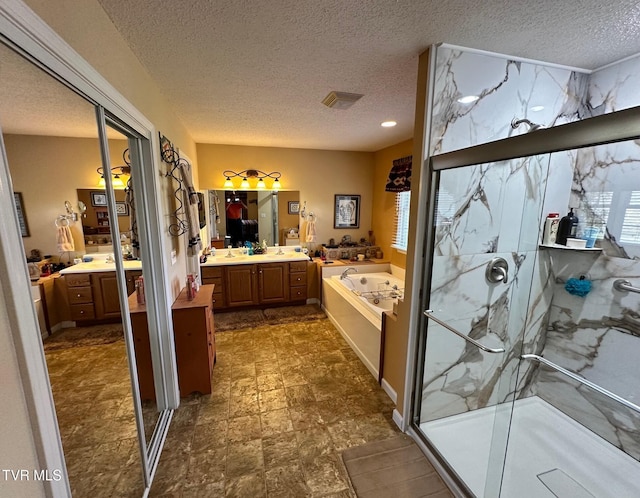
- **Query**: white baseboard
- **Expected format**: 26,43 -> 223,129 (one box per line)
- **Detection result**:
392,409 -> 403,430
381,378 -> 397,404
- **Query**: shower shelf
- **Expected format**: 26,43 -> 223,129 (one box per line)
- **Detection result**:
539,244 -> 602,252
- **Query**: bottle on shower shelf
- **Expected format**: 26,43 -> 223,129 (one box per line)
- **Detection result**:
556,208 -> 579,245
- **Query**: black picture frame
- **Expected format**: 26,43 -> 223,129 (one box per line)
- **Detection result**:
13,192 -> 30,237
90,191 -> 107,207
288,201 -> 300,215
116,201 -> 129,216
334,194 -> 360,228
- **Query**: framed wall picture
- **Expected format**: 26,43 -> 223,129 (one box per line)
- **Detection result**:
116,201 -> 129,216
13,192 -> 30,237
90,191 -> 108,207
288,201 -> 300,215
334,194 -> 360,228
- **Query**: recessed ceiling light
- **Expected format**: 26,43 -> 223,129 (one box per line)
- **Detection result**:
381,121 -> 397,127
530,105 -> 545,112
457,95 -> 480,104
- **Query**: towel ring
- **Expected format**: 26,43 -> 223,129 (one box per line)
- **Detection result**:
307,212 -> 316,222
55,215 -> 70,227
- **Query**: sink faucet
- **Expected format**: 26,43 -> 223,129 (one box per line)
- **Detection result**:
105,254 -> 115,263
225,245 -> 235,258
340,267 -> 358,279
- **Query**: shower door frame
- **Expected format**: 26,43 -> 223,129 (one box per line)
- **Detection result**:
407,105 -> 640,496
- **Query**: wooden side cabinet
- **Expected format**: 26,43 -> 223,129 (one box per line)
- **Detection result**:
128,292 -> 156,401
172,284 -> 216,396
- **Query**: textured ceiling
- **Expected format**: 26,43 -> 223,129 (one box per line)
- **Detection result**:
3,1 -> 640,150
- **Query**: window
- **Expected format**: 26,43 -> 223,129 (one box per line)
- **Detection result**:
392,191 -> 411,252
620,191 -> 640,244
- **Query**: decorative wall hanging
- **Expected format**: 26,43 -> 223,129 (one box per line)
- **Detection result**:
160,133 -> 202,256
13,192 -> 29,237
334,194 -> 360,228
385,155 -> 412,192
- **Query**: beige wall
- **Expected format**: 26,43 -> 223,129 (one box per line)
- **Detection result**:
372,139 -> 413,269
196,144 -> 375,251
5,135 -> 128,261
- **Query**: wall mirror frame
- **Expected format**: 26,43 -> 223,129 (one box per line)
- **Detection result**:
0,2 -> 179,496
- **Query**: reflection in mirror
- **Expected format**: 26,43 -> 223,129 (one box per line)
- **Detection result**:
207,190 -> 299,247
0,42 -> 147,494
567,139 -> 640,259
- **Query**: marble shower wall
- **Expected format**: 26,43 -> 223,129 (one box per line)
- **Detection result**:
430,47 -> 588,156
420,46 -> 578,422
523,54 -> 640,460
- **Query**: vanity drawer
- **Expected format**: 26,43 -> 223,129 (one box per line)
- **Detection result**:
66,274 -> 91,287
70,303 -> 95,320
289,272 -> 307,286
289,261 -> 307,273
290,286 -> 307,301
202,267 -> 223,279
67,286 -> 93,304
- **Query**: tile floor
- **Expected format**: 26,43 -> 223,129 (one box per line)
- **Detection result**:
47,316 -> 403,497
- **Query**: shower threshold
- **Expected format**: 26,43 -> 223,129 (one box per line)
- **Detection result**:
420,396 -> 640,497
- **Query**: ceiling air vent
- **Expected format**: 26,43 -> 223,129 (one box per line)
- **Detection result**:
321,91 -> 363,110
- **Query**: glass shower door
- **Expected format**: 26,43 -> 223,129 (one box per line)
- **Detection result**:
413,154 -> 550,497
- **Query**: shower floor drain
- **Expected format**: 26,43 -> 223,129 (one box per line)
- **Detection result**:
537,469 -> 595,498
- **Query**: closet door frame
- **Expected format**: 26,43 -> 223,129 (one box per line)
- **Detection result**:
0,2 -> 179,496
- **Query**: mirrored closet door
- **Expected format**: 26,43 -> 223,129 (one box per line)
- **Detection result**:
0,38 -> 170,495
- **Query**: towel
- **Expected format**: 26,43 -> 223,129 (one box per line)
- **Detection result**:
306,219 -> 317,242
179,161 -> 202,257
57,225 -> 75,252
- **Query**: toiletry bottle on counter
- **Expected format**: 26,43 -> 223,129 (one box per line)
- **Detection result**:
135,276 -> 145,305
542,213 -> 560,245
556,208 -> 579,245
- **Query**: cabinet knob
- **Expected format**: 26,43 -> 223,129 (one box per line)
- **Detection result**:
77,293 -> 82,297
296,277 -> 301,281
79,310 -> 84,314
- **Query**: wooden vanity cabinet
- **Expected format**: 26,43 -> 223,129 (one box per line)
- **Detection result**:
66,273 -> 95,321
172,284 -> 215,396
64,269 -> 144,323
92,272 -> 123,320
225,264 -> 258,307
201,266 -> 226,309
258,263 -> 289,304
289,261 -> 308,302
202,260 -> 309,310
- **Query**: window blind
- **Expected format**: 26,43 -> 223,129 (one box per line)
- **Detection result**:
392,190 -> 411,251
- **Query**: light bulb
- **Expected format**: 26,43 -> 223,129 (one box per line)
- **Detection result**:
224,177 -> 234,189
97,176 -> 106,187
240,177 -> 250,189
112,175 -> 125,188
257,178 -> 266,189
272,178 -> 281,190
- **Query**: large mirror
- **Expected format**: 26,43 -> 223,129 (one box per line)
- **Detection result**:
0,41 -> 155,494
206,189 -> 300,247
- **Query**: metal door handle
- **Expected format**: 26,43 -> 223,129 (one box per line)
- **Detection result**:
424,310 -> 505,353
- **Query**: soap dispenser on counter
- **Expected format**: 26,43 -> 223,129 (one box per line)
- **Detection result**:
556,208 -> 579,245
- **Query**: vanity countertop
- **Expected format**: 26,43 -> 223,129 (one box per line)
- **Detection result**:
59,260 -> 143,274
201,251 -> 310,266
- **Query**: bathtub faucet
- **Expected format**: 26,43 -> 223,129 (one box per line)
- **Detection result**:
340,267 -> 358,279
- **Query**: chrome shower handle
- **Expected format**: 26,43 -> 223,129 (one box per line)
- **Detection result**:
486,257 -> 509,284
